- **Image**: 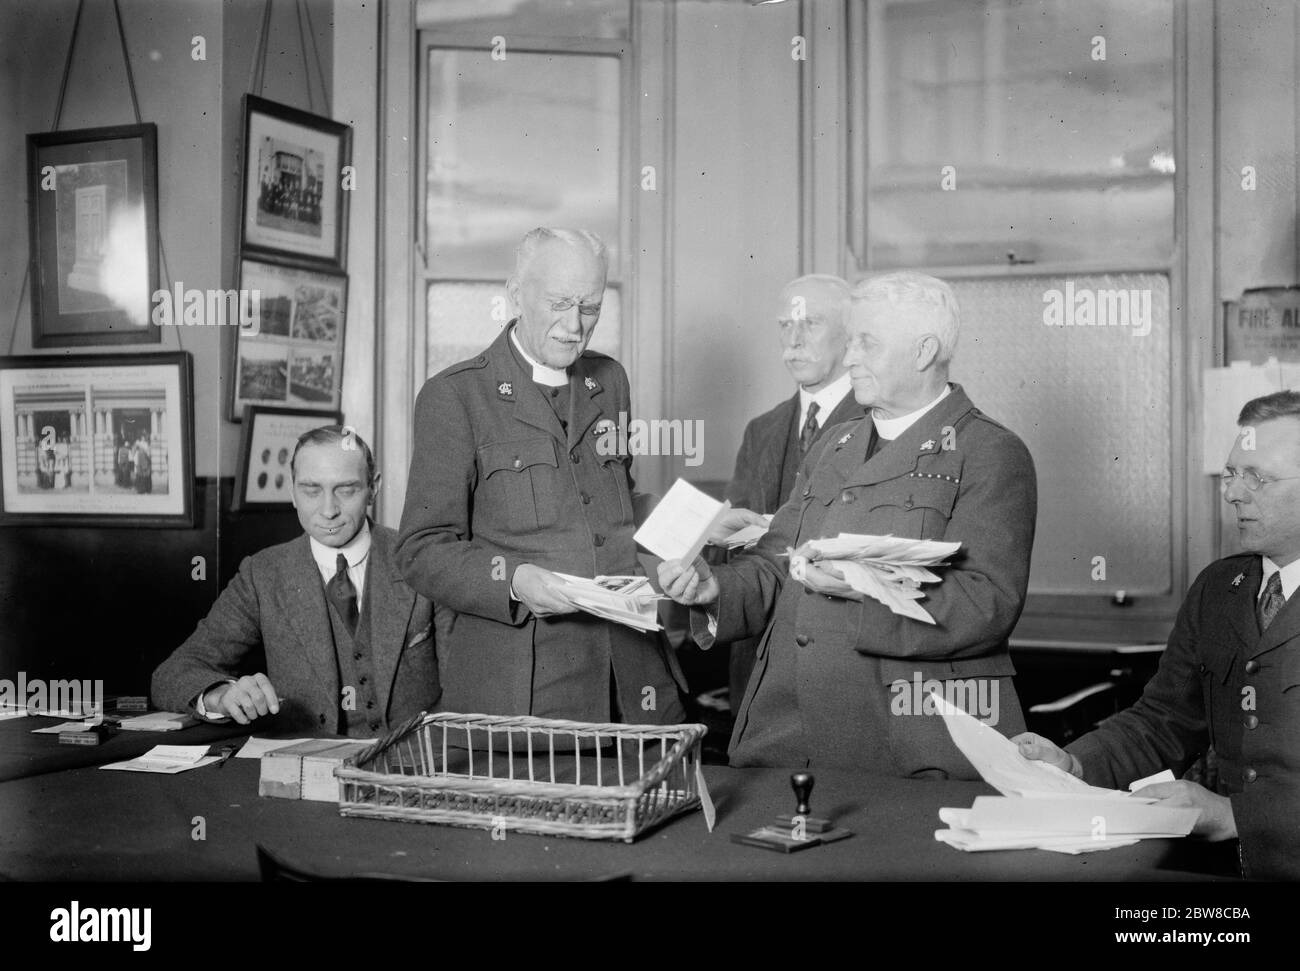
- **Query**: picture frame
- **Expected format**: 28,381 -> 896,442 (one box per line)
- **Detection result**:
230,255 -> 348,419
240,95 -> 351,271
0,352 -> 194,527
233,405 -> 342,511
26,123 -> 161,347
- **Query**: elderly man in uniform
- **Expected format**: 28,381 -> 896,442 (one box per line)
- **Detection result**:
661,271 -> 1037,775
1016,391 -> 1300,880
397,227 -> 687,724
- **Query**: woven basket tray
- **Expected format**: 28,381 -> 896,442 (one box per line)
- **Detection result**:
336,712 -> 708,842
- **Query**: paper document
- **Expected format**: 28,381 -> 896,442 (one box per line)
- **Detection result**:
554,573 -> 663,631
31,720 -> 97,735
790,533 -> 961,623
235,737 -> 316,760
117,712 -> 198,732
634,479 -> 731,564
101,745 -> 218,774
720,514 -> 773,550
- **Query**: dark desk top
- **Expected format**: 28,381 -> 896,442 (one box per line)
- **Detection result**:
0,714 -> 249,783
0,757 -> 1230,882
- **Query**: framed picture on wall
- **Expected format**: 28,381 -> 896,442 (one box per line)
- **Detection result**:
26,123 -> 161,347
240,95 -> 351,270
0,352 -> 194,527
230,256 -> 347,420
233,405 -> 342,511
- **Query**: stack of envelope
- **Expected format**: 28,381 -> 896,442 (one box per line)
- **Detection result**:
931,692 -> 1198,854
553,573 -> 663,632
789,533 -> 961,623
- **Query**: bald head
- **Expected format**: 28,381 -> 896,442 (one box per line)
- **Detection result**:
776,274 -> 851,392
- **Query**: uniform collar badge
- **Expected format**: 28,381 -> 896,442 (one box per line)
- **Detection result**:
1231,573 -> 1245,587
921,439 -> 936,451
584,376 -> 599,392
497,381 -> 513,397
836,432 -> 853,448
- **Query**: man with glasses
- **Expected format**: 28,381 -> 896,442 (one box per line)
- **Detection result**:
396,227 -> 687,725
1015,390 -> 1300,879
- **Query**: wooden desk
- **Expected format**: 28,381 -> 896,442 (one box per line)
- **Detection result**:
0,757 -> 1232,881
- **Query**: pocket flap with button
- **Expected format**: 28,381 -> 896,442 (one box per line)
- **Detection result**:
870,478 -> 958,515
479,438 -> 558,477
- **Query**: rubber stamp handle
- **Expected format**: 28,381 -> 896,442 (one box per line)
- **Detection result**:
791,772 -> 813,816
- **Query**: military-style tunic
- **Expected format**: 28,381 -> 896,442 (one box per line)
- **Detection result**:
396,325 -> 687,723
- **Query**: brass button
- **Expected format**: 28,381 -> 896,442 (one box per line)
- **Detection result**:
802,486 -> 812,499
904,497 -> 914,509
1245,659 -> 1259,674
1243,767 -> 1258,783
1244,714 -> 1259,730
581,492 -> 592,504
594,534 -> 605,547
841,490 -> 855,503
571,452 -> 581,464
795,634 -> 811,647
513,457 -> 522,469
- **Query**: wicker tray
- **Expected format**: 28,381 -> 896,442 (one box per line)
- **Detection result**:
336,712 -> 708,842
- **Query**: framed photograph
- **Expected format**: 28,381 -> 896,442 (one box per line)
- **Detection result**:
240,95 -> 351,270
26,123 -> 161,347
234,406 -> 342,511
0,352 -> 194,527
230,256 -> 347,419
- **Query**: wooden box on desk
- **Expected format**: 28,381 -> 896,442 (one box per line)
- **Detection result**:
259,740 -> 372,801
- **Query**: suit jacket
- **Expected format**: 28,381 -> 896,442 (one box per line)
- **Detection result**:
395,325 -> 687,724
151,524 -> 440,735
725,388 -> 867,515
1068,555 -> 1300,880
701,384 -> 1037,773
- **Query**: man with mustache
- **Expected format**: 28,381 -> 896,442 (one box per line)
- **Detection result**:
660,271 -> 1037,774
396,227 -> 687,724
1015,391 -> 1300,879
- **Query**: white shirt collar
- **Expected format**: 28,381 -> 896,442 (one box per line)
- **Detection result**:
510,326 -> 569,387
308,519 -> 372,595
873,384 -> 952,441
1259,555 -> 1300,601
798,372 -> 853,431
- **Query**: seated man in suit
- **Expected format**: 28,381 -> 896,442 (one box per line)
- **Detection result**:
660,271 -> 1037,776
714,274 -> 868,703
152,426 -> 440,737
1016,391 -> 1300,880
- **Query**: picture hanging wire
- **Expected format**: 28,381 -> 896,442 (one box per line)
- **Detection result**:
247,0 -> 331,116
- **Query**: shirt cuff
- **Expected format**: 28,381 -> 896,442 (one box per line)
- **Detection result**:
194,679 -> 236,722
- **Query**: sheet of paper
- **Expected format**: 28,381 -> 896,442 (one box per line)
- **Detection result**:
963,794 -> 1199,837
117,712 -> 197,732
31,720 -> 97,734
0,708 -> 30,721
722,514 -> 774,550
101,745 -> 217,774
1129,769 -> 1177,791
235,737 -> 316,760
634,479 -> 730,564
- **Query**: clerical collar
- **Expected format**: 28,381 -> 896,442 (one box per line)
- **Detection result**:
798,372 -> 853,430
873,384 -> 952,440
308,518 -> 372,573
510,326 -> 568,387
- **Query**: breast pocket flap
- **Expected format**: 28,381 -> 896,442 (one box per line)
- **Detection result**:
479,438 -> 558,477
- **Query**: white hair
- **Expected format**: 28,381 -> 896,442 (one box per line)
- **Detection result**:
851,270 -> 960,364
515,227 -> 609,279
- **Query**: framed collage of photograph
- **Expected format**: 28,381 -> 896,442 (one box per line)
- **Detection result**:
240,95 -> 351,271
230,256 -> 347,419
233,405 -> 341,511
0,352 -> 194,527
26,123 -> 161,348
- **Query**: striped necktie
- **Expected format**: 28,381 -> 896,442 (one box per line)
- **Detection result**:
1258,571 -> 1286,633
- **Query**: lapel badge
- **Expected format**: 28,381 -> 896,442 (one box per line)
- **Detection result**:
584,376 -> 599,392
836,432 -> 853,448
1231,573 -> 1245,588
593,419 -> 616,437
497,381 -> 513,397
921,439 -> 936,451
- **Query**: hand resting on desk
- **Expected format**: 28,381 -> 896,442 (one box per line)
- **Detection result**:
203,673 -> 282,725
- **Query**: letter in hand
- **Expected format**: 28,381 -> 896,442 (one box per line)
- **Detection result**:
1011,732 -> 1083,778
1131,781 -> 1238,841
657,556 -> 720,607
706,507 -> 768,545
790,542 -> 862,602
205,673 -> 282,726
511,563 -> 581,618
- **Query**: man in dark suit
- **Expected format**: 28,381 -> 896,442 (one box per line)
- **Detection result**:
718,274 -> 867,701
660,271 -> 1037,776
396,227 -> 687,725
1016,391 -> 1300,880
152,427 -> 440,737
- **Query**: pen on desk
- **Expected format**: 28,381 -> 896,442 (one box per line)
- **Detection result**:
214,744 -> 237,768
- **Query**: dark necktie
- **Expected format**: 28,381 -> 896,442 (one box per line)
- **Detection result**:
799,401 -> 821,454
1257,572 -> 1286,633
327,553 -> 359,636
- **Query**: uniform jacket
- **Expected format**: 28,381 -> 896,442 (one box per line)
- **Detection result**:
395,326 -> 687,723
1068,555 -> 1300,880
151,524 -> 440,735
725,389 -> 867,515
704,384 -> 1037,773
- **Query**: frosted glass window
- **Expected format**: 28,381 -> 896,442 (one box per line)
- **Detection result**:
425,49 -> 621,278
417,0 -> 630,40
427,282 -> 621,379
949,273 -> 1171,595
862,0 -> 1174,268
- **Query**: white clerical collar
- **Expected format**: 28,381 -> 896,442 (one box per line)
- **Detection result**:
873,384 -> 952,441
1260,555 -> 1300,602
308,518 -> 372,574
510,326 -> 569,387
798,372 -> 853,430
